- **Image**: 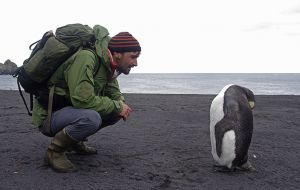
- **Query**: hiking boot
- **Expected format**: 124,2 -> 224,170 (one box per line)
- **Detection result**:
72,141 -> 97,155
44,129 -> 77,173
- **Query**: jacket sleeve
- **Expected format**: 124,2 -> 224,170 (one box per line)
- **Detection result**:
65,50 -> 123,116
104,78 -> 125,102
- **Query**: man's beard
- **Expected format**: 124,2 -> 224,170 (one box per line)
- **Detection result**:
117,67 -> 131,75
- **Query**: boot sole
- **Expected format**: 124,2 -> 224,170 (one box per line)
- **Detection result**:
44,155 -> 77,173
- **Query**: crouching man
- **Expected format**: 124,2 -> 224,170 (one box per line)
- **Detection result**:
32,28 -> 141,172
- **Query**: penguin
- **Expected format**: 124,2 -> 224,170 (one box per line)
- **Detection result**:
209,84 -> 256,172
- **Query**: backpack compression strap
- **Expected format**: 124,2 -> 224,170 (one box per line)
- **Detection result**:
16,77 -> 32,116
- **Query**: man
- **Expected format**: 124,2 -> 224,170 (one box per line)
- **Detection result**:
32,29 -> 141,172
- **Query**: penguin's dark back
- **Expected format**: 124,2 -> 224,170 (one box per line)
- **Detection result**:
223,85 -> 254,167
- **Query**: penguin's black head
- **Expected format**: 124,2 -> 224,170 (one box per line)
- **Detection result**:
240,86 -> 255,109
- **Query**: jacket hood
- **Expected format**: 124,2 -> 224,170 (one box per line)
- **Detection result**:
93,25 -> 111,72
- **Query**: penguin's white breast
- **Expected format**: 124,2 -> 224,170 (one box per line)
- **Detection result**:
210,84 -> 233,162
220,130 -> 236,168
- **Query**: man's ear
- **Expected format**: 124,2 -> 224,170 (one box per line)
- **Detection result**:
116,54 -> 122,60
112,52 -> 121,58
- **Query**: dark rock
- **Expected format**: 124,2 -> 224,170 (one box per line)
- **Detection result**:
0,59 -> 18,75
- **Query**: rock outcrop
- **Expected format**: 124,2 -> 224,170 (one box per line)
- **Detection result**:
0,59 -> 18,75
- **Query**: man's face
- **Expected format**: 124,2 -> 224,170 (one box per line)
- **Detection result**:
116,52 -> 140,75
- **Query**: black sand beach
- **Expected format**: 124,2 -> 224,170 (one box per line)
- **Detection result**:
0,90 -> 299,190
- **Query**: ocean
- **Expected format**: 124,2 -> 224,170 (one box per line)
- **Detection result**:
0,73 -> 299,95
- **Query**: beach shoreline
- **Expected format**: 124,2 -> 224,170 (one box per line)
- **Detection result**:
0,90 -> 299,189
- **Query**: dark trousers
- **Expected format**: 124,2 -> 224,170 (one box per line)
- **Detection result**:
39,106 -> 121,141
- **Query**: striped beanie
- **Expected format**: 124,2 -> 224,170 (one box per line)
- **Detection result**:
108,32 -> 141,53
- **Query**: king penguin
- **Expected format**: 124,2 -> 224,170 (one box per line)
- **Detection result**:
210,84 -> 255,171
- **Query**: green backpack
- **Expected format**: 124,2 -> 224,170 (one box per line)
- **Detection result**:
13,23 -> 110,115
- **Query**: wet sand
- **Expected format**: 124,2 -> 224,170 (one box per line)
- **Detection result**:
0,90 -> 299,190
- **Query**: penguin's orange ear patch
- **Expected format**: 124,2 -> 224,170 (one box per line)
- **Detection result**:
249,101 -> 255,109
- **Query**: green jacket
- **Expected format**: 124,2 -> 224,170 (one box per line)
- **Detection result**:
32,48 -> 124,127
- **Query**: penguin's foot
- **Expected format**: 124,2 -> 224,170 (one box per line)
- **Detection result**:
236,162 -> 257,172
213,163 -> 256,172
213,165 -> 234,172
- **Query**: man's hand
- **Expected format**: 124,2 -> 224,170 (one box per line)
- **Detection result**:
119,103 -> 132,121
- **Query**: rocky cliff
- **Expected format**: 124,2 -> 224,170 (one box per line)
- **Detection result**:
0,59 -> 18,75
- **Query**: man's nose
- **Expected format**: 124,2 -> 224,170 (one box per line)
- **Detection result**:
132,59 -> 138,66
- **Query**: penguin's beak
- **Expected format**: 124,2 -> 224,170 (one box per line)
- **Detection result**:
249,101 -> 255,109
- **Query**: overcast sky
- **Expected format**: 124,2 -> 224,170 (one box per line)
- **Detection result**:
1,0 -> 300,73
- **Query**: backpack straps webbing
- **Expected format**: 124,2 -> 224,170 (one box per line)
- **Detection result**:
47,85 -> 55,134
93,55 -> 100,76
83,48 -> 101,76
16,77 -> 32,116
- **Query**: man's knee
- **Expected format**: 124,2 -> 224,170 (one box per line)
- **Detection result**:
80,109 -> 101,132
64,109 -> 102,141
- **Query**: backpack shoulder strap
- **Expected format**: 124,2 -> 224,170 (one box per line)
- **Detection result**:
82,48 -> 101,76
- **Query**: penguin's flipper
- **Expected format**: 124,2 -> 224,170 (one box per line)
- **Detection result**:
215,117 -> 236,157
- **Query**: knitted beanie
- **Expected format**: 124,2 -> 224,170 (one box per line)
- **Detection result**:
108,32 -> 141,53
